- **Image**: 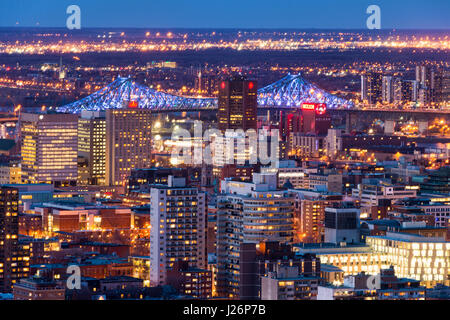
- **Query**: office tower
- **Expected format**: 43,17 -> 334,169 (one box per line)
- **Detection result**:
216,173 -> 294,298
382,76 -> 394,104
217,76 -> 257,132
105,108 -> 153,186
78,111 -> 106,185
20,113 -> 78,186
149,176 -> 207,286
324,203 -> 360,245
0,187 -> 30,293
300,103 -> 331,135
361,72 -> 383,105
216,76 -> 258,180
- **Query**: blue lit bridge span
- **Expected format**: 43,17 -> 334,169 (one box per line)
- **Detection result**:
57,73 -> 353,113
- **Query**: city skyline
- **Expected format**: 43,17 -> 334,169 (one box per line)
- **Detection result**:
0,0 -> 448,308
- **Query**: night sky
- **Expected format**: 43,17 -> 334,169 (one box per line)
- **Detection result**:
0,0 -> 449,29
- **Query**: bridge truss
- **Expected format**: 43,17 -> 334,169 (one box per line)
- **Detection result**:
57,73 -> 352,113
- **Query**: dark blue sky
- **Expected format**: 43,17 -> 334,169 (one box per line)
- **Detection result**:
0,0 -> 449,29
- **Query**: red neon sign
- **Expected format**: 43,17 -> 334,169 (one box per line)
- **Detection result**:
315,103 -> 327,115
128,101 -> 138,108
301,103 -> 327,115
301,103 -> 316,110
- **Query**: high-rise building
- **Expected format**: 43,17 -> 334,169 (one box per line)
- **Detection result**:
416,66 -> 444,105
0,186 -> 30,293
300,103 -> 331,135
382,76 -> 394,104
361,72 -> 383,105
216,76 -> 258,180
443,70 -> 450,103
393,79 -> 418,104
216,173 -> 294,298
149,176 -> 207,286
217,76 -> 257,132
78,111 -> 106,185
20,113 -> 78,186
105,108 -> 153,186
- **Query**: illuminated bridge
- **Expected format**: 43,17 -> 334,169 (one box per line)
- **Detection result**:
57,73 -> 353,113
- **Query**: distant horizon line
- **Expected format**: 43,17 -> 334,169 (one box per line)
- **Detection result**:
0,26 -> 449,32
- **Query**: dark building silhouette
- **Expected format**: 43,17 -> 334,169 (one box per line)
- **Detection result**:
301,103 -> 331,135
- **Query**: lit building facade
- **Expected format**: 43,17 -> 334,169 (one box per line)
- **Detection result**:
149,176 -> 207,286
0,187 -> 30,292
292,189 -> 343,243
367,233 -> 450,288
296,232 -> 450,289
352,180 -> 417,207
129,256 -> 150,287
361,72 -> 383,105
20,113 -> 78,186
295,243 -> 387,278
216,174 -> 294,298
78,111 -> 106,185
290,133 -> 326,159
105,108 -> 153,186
